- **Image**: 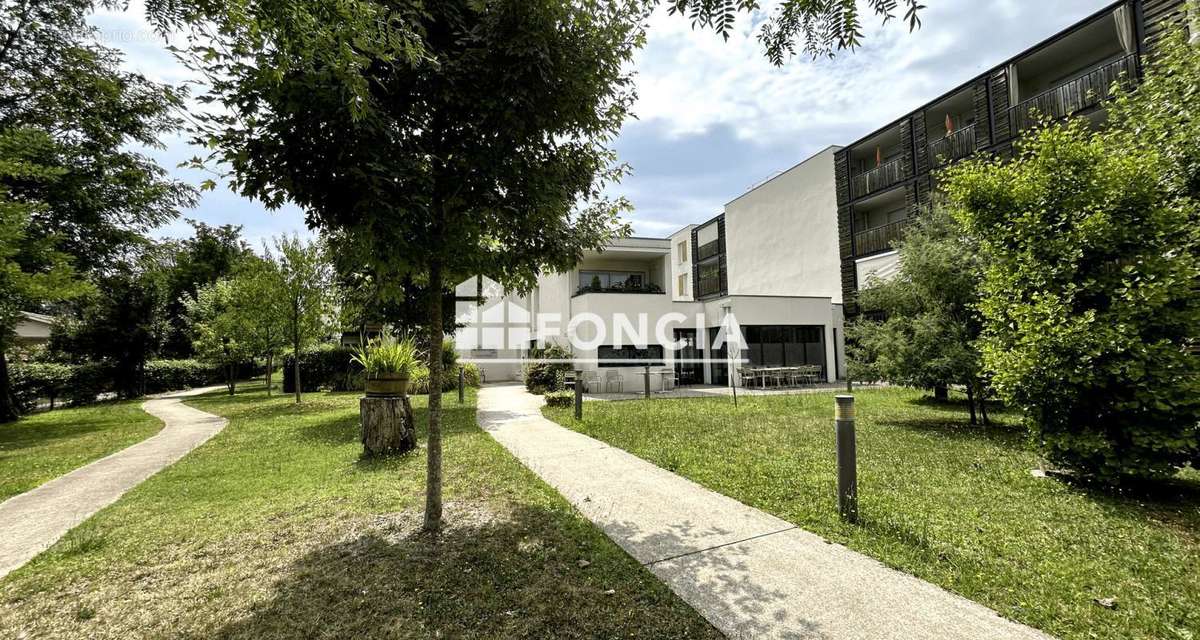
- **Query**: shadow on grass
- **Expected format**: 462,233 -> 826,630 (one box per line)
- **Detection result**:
879,416 -> 1027,448
185,503 -> 721,640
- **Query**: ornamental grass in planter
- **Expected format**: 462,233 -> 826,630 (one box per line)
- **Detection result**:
351,335 -> 420,398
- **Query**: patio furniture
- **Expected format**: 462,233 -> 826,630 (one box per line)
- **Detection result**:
657,369 -> 677,392
580,371 -> 601,393
604,370 -> 624,393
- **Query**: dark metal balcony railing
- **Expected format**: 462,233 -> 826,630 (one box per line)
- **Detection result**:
854,220 -> 908,256
575,283 -> 664,296
1009,54 -> 1138,132
928,123 -> 977,167
851,157 -> 906,199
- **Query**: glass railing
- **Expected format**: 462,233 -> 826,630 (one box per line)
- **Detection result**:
1009,54 -> 1139,132
851,157 -> 906,199
928,123 -> 977,167
854,219 -> 908,255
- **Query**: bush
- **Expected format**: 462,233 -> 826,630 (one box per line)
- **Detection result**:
946,86 -> 1200,479
543,390 -> 573,408
523,345 -> 573,393
408,363 -> 481,395
66,362 -> 117,406
283,344 -> 360,393
142,359 -> 224,394
9,362 -> 74,411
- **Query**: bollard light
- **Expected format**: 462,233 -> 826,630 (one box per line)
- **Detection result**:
458,366 -> 465,404
574,370 -> 583,420
835,395 -> 858,524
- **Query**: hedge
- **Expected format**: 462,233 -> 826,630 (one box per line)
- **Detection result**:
282,345 -> 360,393
8,358 -> 241,412
409,363 -> 481,395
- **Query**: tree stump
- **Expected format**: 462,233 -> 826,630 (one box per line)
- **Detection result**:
360,396 -> 417,457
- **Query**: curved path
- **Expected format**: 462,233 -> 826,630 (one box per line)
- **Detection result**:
0,386 -> 227,580
479,383 -> 1053,640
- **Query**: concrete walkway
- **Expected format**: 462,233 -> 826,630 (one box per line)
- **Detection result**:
478,383 -> 1052,640
0,386 -> 227,579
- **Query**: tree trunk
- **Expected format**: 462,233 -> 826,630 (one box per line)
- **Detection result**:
0,349 -> 19,423
360,396 -> 417,456
265,353 -> 274,397
424,259 -> 444,534
934,385 -> 949,402
965,383 -> 978,425
293,330 -> 302,404
978,381 -> 991,426
227,363 -> 235,396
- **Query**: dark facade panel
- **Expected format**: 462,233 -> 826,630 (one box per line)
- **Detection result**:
972,79 -> 992,150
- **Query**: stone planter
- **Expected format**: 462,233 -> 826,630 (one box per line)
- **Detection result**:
365,372 -> 409,398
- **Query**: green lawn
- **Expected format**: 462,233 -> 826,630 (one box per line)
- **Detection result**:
0,401 -> 163,501
0,383 -> 718,639
545,388 -> 1200,640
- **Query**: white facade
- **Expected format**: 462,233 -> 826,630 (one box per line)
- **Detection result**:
724,146 -> 843,303
455,146 -> 847,389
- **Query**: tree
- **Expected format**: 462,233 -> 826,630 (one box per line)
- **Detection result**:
183,278 -> 251,395
269,236 -> 334,404
1,0 -> 194,275
48,247 -> 174,398
943,28 -> 1200,480
847,206 -> 990,424
0,128 -> 89,421
226,256 -> 289,396
160,221 -> 254,357
664,0 -> 926,63
182,0 -> 636,532
1,0 -> 193,417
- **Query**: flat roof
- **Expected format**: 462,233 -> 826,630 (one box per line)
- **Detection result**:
726,144 -> 843,207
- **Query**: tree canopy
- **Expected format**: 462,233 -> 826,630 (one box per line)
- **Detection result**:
848,205 -> 990,424
943,28 -> 1200,480
665,0 -> 926,63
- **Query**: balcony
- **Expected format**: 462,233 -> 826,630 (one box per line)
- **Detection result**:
574,282 -> 665,297
854,220 -> 907,256
1010,54 -> 1138,132
929,123 -> 977,167
851,157 -> 906,199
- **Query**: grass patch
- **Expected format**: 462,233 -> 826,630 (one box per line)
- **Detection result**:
544,387 -> 1200,640
0,401 -> 163,500
0,382 -> 718,639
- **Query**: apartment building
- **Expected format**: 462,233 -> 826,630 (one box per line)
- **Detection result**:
455,146 -> 846,390
836,0 -> 1192,313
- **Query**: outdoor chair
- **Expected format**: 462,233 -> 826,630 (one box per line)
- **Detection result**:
604,370 -> 624,393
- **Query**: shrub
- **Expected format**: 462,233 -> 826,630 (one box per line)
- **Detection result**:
283,344 -> 360,393
408,363 -> 481,395
523,345 -> 573,393
543,390 -> 573,408
945,110 -> 1200,479
66,362 -> 116,406
9,362 -> 74,411
142,359 -> 224,394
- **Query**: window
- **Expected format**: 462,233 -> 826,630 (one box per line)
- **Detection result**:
597,345 -> 665,368
677,273 -> 688,297
697,222 -> 720,260
741,325 -> 826,374
677,240 -> 689,264
579,270 -> 645,291
697,263 -> 721,297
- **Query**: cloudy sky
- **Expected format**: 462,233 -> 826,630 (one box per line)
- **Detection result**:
92,0 -> 1118,245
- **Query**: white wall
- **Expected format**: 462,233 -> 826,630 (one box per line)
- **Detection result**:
855,250 -> 901,287
724,146 -> 843,303
670,225 -> 695,302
